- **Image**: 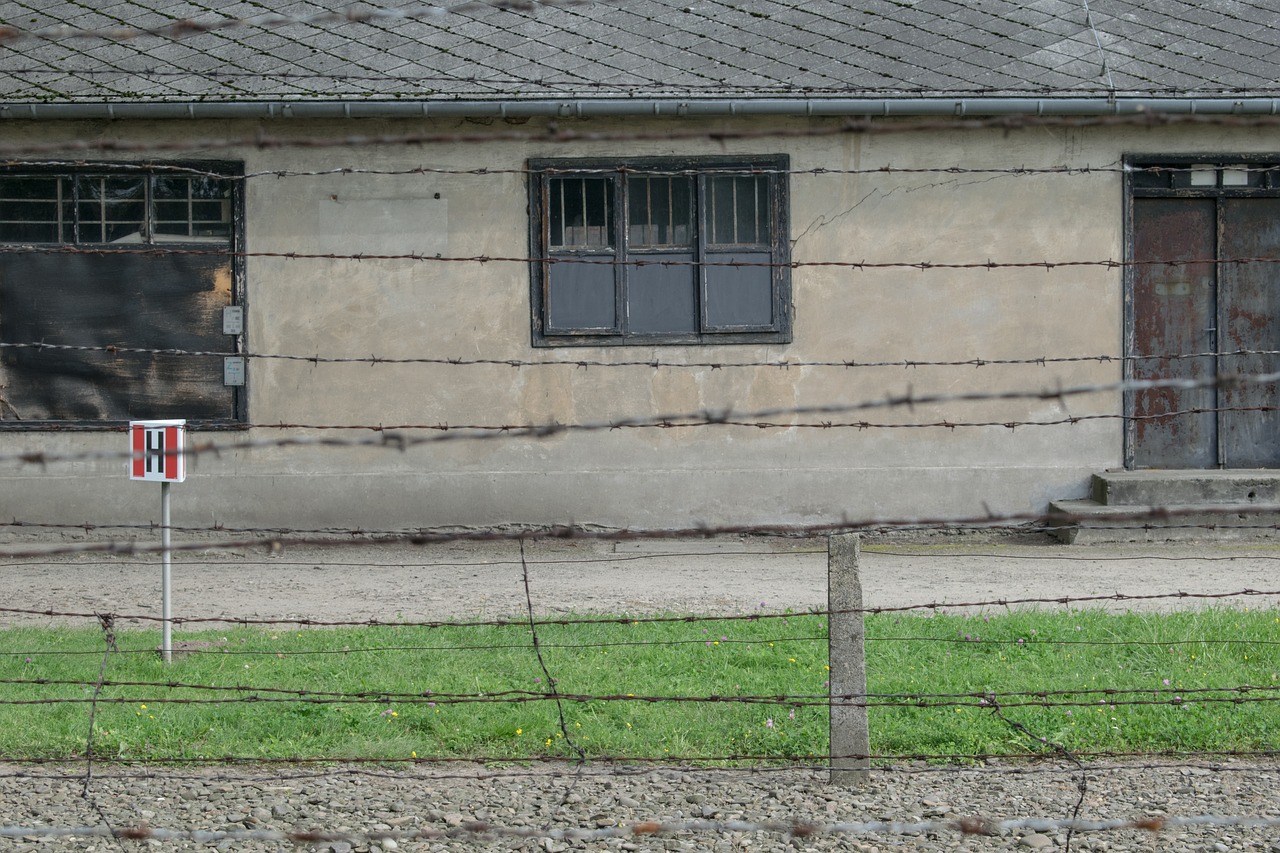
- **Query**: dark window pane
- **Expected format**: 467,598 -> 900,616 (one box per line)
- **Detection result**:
76,177 -> 145,243
154,200 -> 190,222
627,255 -> 696,333
0,222 -> 58,242
628,175 -> 692,247
0,179 -> 62,243
707,175 -> 768,246
0,177 -> 59,201
704,252 -> 774,329
546,258 -> 616,331
549,177 -> 612,248
153,176 -> 189,200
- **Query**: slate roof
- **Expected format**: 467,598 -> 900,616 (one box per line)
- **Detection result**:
0,0 -> 1278,103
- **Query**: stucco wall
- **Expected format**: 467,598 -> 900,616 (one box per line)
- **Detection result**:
1,115 -> 1272,531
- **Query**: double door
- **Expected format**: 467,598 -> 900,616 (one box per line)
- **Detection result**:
1130,195 -> 1280,468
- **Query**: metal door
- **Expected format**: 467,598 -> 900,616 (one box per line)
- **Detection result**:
1130,197 -> 1280,468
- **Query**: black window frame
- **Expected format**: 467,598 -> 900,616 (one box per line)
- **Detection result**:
0,160 -> 246,430
528,155 -> 792,347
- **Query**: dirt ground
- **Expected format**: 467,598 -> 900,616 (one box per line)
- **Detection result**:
2,533 -> 1279,626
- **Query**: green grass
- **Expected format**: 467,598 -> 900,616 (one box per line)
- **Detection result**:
0,607 -> 1277,763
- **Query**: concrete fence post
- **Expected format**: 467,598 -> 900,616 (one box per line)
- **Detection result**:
828,532 -> 870,785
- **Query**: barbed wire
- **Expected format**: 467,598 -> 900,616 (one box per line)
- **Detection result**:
0,1 -> 593,44
5,631 -> 1276,660
3,811 -> 1280,845
4,679 -> 1276,709
8,410 -> 1269,438
5,339 -> 1275,368
8,372 -> 1280,468
2,585 -> 1276,627
9,112 -> 1280,159
5,692 -> 1279,711
7,242 -> 1280,272
2,751 -> 1277,777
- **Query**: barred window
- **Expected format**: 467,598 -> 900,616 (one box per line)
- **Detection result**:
0,163 -> 243,425
529,156 -> 791,346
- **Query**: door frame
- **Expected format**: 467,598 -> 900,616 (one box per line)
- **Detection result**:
1124,154 -> 1280,469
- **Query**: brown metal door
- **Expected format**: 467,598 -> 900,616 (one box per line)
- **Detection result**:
1131,197 -> 1280,468
1131,198 -> 1218,468
1218,199 -> 1280,467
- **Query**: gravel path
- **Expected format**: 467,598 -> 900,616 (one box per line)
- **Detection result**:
3,761 -> 1279,853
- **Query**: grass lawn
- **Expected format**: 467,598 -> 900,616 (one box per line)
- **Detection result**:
0,607 -> 1276,763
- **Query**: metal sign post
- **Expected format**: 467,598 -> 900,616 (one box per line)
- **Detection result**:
129,419 -> 187,664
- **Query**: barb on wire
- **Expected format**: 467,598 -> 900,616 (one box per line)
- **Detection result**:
3,812 -> 1280,845
2,633 -> 1272,660
1,750 -> 1277,776
9,369 -> 1280,470
5,338 -> 1278,368
1,581 -> 1278,625
7,242 -> 1280,273
3,684 -> 1278,711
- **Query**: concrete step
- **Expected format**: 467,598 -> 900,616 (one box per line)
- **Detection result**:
1047,498 -> 1280,544
1091,470 -> 1280,506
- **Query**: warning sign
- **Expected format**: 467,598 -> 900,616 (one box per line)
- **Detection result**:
129,420 -> 187,483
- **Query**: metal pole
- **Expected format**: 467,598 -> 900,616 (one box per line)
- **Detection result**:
161,480 -> 172,664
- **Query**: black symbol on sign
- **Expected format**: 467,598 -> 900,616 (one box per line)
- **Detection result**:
145,429 -> 165,475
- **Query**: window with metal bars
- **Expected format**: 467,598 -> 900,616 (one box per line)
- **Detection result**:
0,162 -> 243,425
529,156 -> 791,346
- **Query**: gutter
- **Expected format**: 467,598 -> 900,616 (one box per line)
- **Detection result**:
2,97 -> 1280,121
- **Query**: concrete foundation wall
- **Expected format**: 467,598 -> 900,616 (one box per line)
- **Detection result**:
2,116 -> 1273,531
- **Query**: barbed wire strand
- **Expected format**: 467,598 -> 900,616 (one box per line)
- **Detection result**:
5,679 -> 1276,707
8,370 -> 1280,468
4,811 -> 1280,844
1,752 -> 1277,779
8,242 -> 1280,272
6,632 -> 1278,660
5,339 -> 1278,368
3,582 -> 1279,626
2,578 -> 1280,625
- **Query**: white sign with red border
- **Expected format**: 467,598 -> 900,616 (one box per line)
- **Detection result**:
129,420 -> 187,483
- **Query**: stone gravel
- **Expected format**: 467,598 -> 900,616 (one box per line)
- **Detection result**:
2,760 -> 1278,853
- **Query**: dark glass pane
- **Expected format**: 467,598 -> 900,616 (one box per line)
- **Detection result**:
153,176 -> 189,200
0,222 -> 58,242
707,176 -> 768,246
191,200 -> 229,223
0,177 -> 59,201
546,258 -> 616,331
153,221 -> 191,237
704,252 -> 774,329
191,176 -> 232,200
154,201 -> 190,222
628,175 -> 692,247
0,180 -> 62,243
549,177 -> 612,248
1,200 -> 58,220
627,255 -> 696,334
